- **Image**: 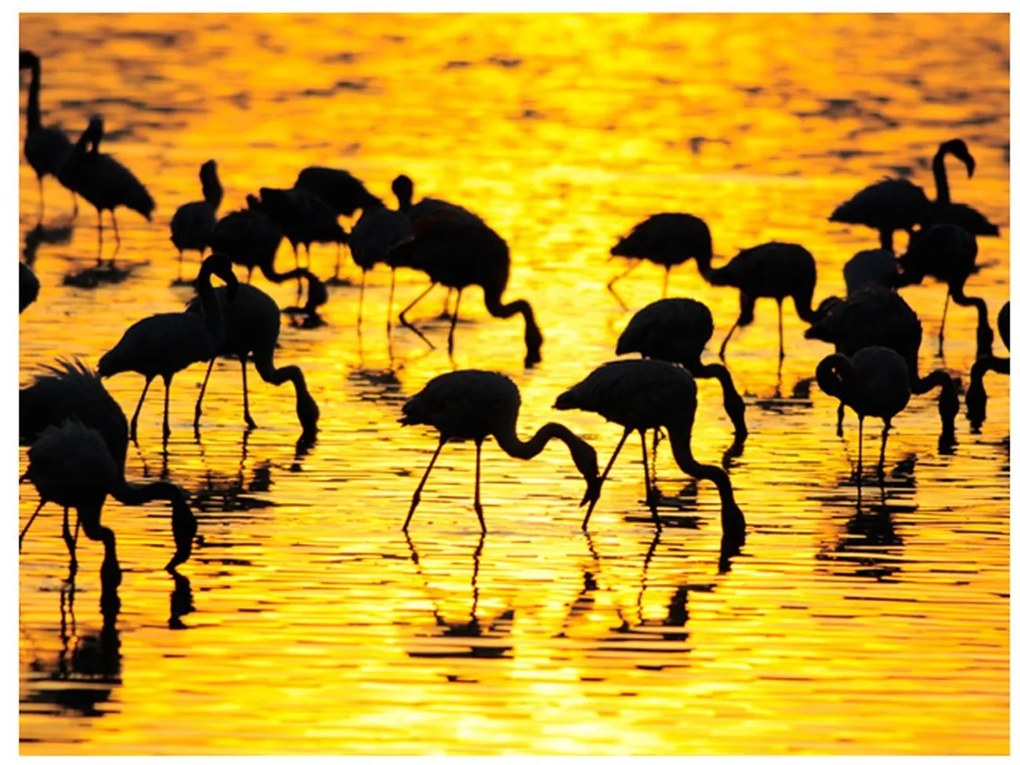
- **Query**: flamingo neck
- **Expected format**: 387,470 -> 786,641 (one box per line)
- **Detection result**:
252,352 -> 320,435
483,290 -> 543,367
202,173 -> 224,210
112,480 -> 196,568
493,421 -> 595,485
690,362 -> 748,441
933,145 -> 951,205
25,61 -> 41,132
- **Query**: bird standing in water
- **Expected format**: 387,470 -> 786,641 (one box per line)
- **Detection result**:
815,346 -> 912,481
98,254 -> 238,441
966,301 -> 1010,429
400,370 -> 601,533
555,358 -> 746,543
170,159 -> 223,283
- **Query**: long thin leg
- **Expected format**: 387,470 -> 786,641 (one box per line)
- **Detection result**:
62,505 -> 78,574
162,376 -> 173,440
177,249 -> 184,283
583,428 -> 632,529
20,500 -> 46,548
399,282 -> 437,349
878,418 -> 891,476
447,289 -> 462,357
386,267 -> 397,332
473,439 -> 487,534
241,356 -> 256,428
938,287 -> 951,357
777,298 -> 785,362
836,401 -> 845,437
110,210 -> 121,260
37,176 -> 45,221
96,209 -> 104,265
130,377 -> 153,442
404,439 -> 446,531
639,431 -> 662,527
607,261 -> 639,309
357,269 -> 367,330
194,358 -> 215,429
856,416 -> 864,486
662,265 -> 671,299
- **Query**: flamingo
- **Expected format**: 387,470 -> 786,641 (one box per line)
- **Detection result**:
966,301 -> 1010,429
187,280 -> 322,437
898,223 -> 992,357
399,370 -> 601,533
842,248 -> 899,294
208,194 -> 283,281
19,50 -> 76,219
294,166 -> 382,217
257,186 -> 349,283
926,138 -> 999,236
390,213 -> 544,367
20,358 -> 197,569
607,213 -> 715,308
56,116 -> 155,265
709,241 -> 828,362
20,262 -> 39,313
615,297 -> 747,442
554,358 -> 746,542
169,159 -> 223,283
805,285 -> 958,443
815,346 -> 912,481
98,253 -> 238,441
21,420 -> 121,586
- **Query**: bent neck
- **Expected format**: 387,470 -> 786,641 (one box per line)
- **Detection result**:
664,423 -> 746,537
252,353 -> 320,434
196,262 -> 226,342
483,290 -> 543,366
493,421 -> 591,478
691,362 -> 748,440
933,145 -> 951,205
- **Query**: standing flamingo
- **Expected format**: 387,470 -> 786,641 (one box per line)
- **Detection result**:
805,286 -> 958,444
20,262 -> 40,313
842,248 -> 899,294
926,138 -> 999,236
169,159 -> 223,283
390,214 -> 544,367
966,301 -> 1010,429
615,297 -> 747,441
258,186 -> 349,283
555,358 -> 746,541
20,358 -> 198,570
187,281 -> 322,437
294,166 -> 382,217
19,50 -> 76,219
400,370 -> 601,533
98,254 -> 238,441
710,242 -> 828,362
57,116 -> 155,265
208,194 -> 283,281
815,346 -> 913,481
22,420 -> 121,586
607,213 -> 715,308
898,223 -> 992,357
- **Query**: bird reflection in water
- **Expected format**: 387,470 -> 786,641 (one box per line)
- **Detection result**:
403,533 -> 514,666
22,220 -> 73,265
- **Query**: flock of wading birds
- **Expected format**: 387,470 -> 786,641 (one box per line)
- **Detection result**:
18,49 -> 1011,590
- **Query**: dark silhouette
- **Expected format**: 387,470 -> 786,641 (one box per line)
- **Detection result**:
22,420 -> 122,587
294,166 -> 382,217
257,186 -> 349,283
19,50 -> 76,219
899,223 -> 992,357
400,370 -> 601,533
23,220 -> 73,265
98,254 -> 238,441
187,281 -> 321,437
170,159 -> 223,283
925,138 -> 999,236
20,261 -> 39,313
608,213 -> 714,308
806,286 -> 958,444
829,177 -> 929,252
710,241 -> 827,362
20,358 -> 197,569
842,248 -> 899,294
966,301 -> 1010,429
57,116 -> 155,265
555,358 -> 746,544
815,346 -> 912,481
616,297 -> 747,442
208,194 -> 284,283
390,215 -> 544,367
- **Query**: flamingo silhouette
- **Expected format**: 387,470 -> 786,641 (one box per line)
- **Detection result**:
805,286 -> 958,444
57,116 -> 155,265
20,262 -> 39,313
842,248 -> 899,294
19,50 -> 76,219
22,420 -> 121,586
400,370 -> 601,533
898,223 -> 992,357
20,358 -> 197,569
926,138 -> 999,236
390,214 -> 544,367
555,358 -> 746,542
607,213 -> 715,308
170,159 -> 223,283
815,346 -> 913,481
966,301 -> 1010,429
98,253 -> 238,441
257,186 -> 349,283
294,166 -> 382,217
187,280 -> 322,437
208,194 -> 283,279
616,297 -> 747,441
709,241 -> 828,362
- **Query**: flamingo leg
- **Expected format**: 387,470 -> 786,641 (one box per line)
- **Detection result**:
357,269 -> 367,332
662,266 -> 671,299
176,249 -> 185,283
473,439 -> 487,534
856,416 -> 864,486
937,287 -> 951,357
720,292 -> 755,361
404,438 -> 446,531
447,289 -> 462,357
777,298 -> 785,362
194,358 -> 215,429
879,228 -> 894,252
640,430 -> 661,526
96,209 -> 104,265
836,402 -> 845,437
386,267 -> 397,332
399,282 -> 437,349
130,377 -> 154,442
878,418 -> 891,476
62,505 -> 77,577
333,242 -> 341,282
20,499 -> 46,548
583,427 -> 632,530
607,261 -> 639,309
37,176 -> 45,221
241,355 -> 256,429
110,210 -> 121,261
162,375 -> 173,441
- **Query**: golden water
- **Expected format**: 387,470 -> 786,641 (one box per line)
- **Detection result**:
18,13 -> 1009,755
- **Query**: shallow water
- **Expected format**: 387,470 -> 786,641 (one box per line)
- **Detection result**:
18,13 -> 1009,755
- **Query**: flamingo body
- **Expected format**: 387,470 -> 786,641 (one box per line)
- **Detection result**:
295,166 -> 382,217
19,50 -> 76,216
